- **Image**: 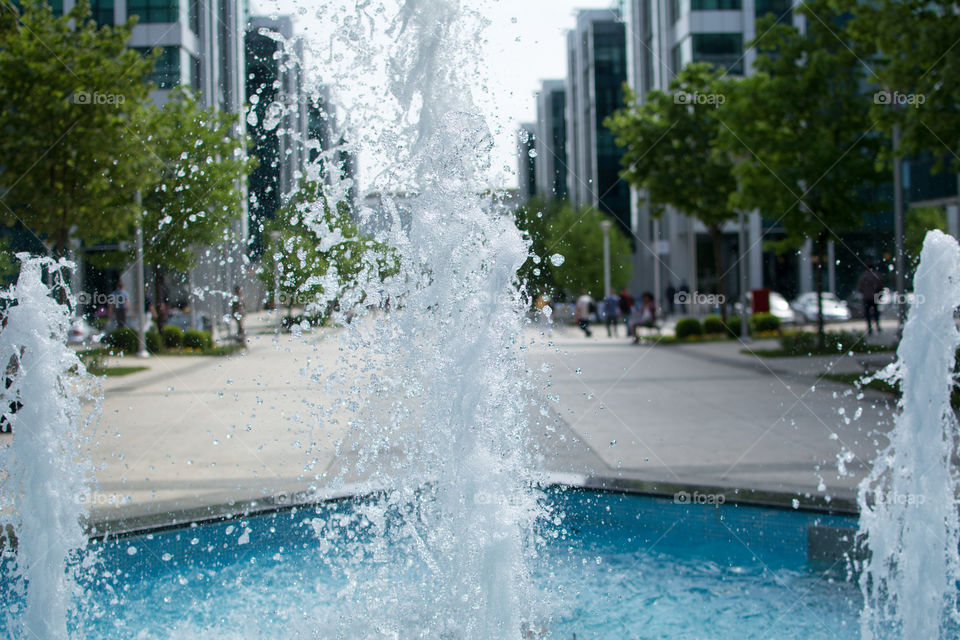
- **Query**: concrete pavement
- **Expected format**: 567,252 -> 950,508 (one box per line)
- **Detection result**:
46,312 -> 900,527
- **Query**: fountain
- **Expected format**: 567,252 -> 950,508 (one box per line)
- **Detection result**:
4,1 -> 957,639
0,256 -> 95,639
857,229 -> 960,639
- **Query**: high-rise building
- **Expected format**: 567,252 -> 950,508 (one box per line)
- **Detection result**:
517,123 -> 537,203
534,80 -> 568,200
245,16 -> 308,254
566,9 -> 629,234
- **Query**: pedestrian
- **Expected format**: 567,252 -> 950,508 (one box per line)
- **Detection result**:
618,288 -> 634,335
666,283 -> 676,315
857,260 -> 884,335
110,281 -> 130,328
231,285 -> 246,342
574,290 -> 594,337
677,281 -> 690,315
630,292 -> 658,343
602,290 -> 620,337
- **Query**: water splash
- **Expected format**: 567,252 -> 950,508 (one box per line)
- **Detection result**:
0,256 -> 96,639
291,1 -> 546,637
857,230 -> 960,639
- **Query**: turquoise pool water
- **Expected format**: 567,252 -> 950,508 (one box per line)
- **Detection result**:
4,490 -> 862,638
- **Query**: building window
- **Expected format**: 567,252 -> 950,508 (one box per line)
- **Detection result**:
190,54 -> 201,92
135,46 -> 181,88
692,0 -> 741,9
127,0 -> 177,23
755,0 -> 793,24
188,0 -> 199,33
669,0 -> 682,24
691,33 -> 744,74
90,0 -> 113,23
671,42 -> 684,74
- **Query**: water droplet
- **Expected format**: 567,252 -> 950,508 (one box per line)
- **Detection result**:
549,254 -> 565,267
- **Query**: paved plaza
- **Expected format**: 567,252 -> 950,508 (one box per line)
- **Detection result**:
62,312 -> 899,527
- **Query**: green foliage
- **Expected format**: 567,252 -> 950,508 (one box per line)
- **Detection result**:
103,327 -> 139,353
724,315 -> 743,338
841,0 -> 960,173
674,318 -> 703,340
703,315 -> 726,335
540,205 -> 631,299
162,325 -> 184,349
145,330 -> 162,353
514,196 -> 565,299
137,89 -> 255,271
258,181 -> 385,319
905,207 -> 947,266
0,0 -> 157,256
607,64 -> 737,318
774,330 -> 892,356
183,329 -> 212,350
719,0 -> 884,343
750,312 -> 781,334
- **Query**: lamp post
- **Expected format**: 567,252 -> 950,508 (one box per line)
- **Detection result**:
269,230 -> 282,338
893,124 -> 906,337
134,190 -> 149,358
601,219 -> 613,298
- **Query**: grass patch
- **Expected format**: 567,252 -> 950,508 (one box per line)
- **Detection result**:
820,371 -> 960,409
641,334 -> 735,345
157,343 -> 245,357
744,345 -> 896,358
87,365 -> 149,377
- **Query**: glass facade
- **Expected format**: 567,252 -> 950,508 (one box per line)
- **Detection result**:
692,0 -> 742,9
188,0 -> 199,34
593,22 -> 630,234
549,91 -> 568,198
135,46 -> 181,88
127,0 -> 178,23
692,32 -> 744,74
755,0 -> 793,25
245,30 -> 282,254
90,0 -> 112,22
189,53 -> 201,92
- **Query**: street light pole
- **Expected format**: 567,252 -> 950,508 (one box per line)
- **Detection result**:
270,230 -> 282,339
134,190 -> 149,358
601,219 -> 613,298
738,208 -> 751,343
893,124 -> 906,337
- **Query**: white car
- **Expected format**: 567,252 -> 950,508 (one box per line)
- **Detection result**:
791,292 -> 852,323
740,291 -> 800,325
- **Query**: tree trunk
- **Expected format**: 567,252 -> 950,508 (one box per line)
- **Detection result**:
709,225 -> 727,322
815,230 -> 827,349
153,266 -> 165,332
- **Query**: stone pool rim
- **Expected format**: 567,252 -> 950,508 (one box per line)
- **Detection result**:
84,472 -> 858,542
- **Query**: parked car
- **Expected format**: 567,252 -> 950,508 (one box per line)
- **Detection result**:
736,291 -> 801,325
791,292 -> 852,323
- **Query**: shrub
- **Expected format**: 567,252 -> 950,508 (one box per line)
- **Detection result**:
724,316 -> 743,338
183,329 -> 213,351
779,331 -> 818,355
162,325 -> 184,349
103,327 -> 138,353
703,315 -> 726,335
146,330 -> 162,353
674,317 -> 703,340
750,312 -> 781,334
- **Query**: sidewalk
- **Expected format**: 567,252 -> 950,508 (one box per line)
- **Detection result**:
79,312 -> 899,526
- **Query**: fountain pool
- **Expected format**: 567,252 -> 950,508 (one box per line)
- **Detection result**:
4,490 -> 860,639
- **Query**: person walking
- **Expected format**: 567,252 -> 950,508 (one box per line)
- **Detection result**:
630,292 -> 658,343
665,284 -> 677,316
602,290 -> 620,337
110,282 -> 130,329
857,260 -> 884,335
574,290 -> 594,337
231,285 -> 246,342
618,288 -> 634,336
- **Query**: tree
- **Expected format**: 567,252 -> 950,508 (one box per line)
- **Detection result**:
840,0 -> 960,173
546,204 -> 632,299
719,0 -> 885,345
133,89 -> 254,326
607,63 -> 738,320
0,0 -> 156,257
513,196 -> 565,301
905,206 -> 946,267
258,181 -> 369,320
